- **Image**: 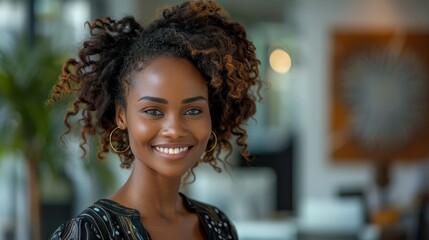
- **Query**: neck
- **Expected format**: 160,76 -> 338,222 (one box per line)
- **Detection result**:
110,162 -> 185,221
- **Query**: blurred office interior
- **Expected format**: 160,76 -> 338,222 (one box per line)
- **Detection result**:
1,0 -> 429,239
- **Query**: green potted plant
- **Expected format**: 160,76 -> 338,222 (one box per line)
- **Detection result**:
0,35 -> 116,240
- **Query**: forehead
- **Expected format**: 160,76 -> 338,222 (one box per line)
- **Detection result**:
128,56 -> 208,99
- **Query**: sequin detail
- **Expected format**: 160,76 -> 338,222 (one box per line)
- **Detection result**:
48,193 -> 237,240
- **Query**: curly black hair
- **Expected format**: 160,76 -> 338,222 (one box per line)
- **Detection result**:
48,0 -> 262,172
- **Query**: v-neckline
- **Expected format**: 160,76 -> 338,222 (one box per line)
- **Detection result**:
96,193 -> 210,239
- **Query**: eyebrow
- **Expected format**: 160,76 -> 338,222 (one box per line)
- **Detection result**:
181,96 -> 207,104
138,96 -> 168,104
137,96 -> 207,104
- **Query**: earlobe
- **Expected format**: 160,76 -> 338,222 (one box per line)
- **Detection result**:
115,106 -> 127,129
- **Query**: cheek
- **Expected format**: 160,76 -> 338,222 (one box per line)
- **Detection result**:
193,118 -> 212,147
129,125 -> 150,142
200,129 -> 212,147
126,114 -> 155,144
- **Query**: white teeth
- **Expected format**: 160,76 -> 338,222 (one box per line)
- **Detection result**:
155,147 -> 189,154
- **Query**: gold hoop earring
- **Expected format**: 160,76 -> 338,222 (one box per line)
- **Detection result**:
205,131 -> 217,153
109,127 -> 130,153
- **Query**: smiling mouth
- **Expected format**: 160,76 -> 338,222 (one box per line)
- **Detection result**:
154,146 -> 191,155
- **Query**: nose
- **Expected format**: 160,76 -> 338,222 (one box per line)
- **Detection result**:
160,115 -> 188,139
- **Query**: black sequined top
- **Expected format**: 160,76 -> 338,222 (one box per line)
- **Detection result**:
49,193 -> 238,240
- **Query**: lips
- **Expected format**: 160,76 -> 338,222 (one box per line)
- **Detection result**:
152,144 -> 193,159
154,146 -> 189,154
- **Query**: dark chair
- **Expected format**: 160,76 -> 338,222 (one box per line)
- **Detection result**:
415,193 -> 428,240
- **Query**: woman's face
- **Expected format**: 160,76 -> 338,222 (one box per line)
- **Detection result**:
116,56 -> 211,178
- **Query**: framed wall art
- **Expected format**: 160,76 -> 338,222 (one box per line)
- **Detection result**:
330,31 -> 429,162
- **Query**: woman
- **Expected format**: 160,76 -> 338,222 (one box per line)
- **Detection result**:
48,0 -> 262,239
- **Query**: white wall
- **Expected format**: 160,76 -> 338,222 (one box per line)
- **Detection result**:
292,0 -> 429,212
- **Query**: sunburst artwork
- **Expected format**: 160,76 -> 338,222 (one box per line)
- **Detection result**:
330,31 -> 429,161
341,47 -> 428,151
